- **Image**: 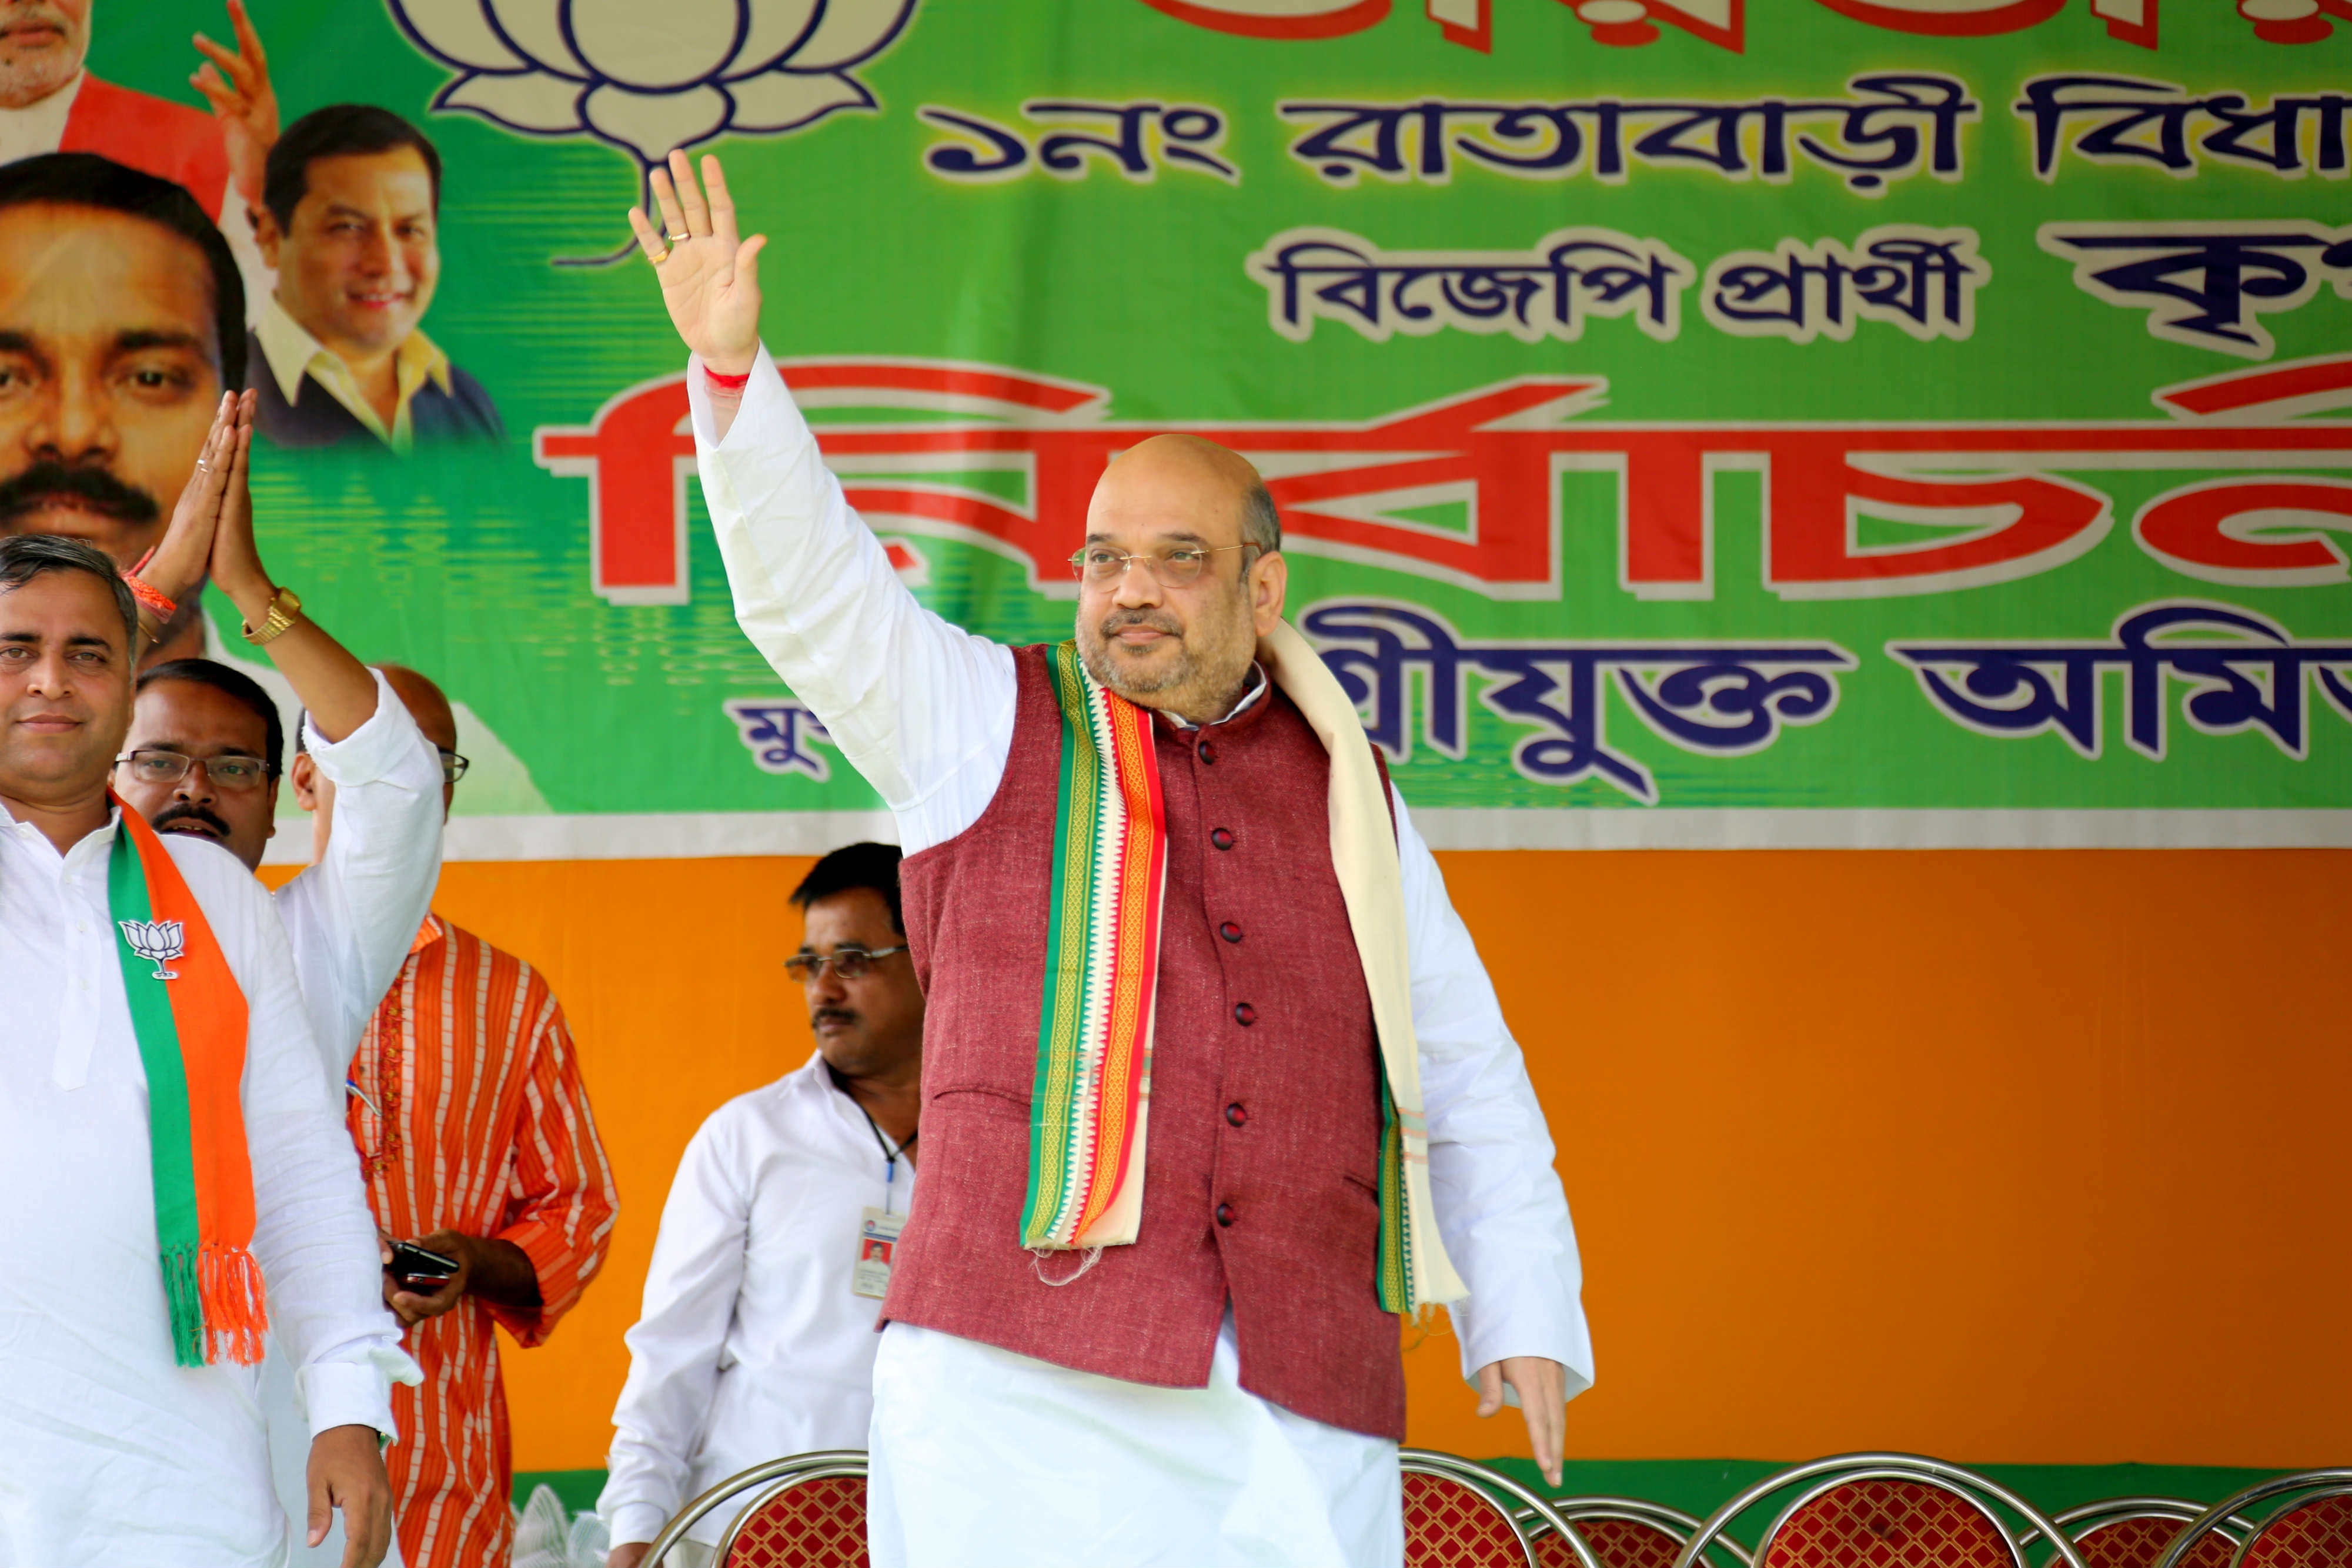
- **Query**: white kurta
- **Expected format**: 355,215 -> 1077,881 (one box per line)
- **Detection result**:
0,805 -> 412,1567
602,1057 -> 919,1551
690,350 -> 1592,1567
255,674 -> 447,1568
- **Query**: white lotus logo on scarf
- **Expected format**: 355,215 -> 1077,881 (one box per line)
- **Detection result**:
119,919 -> 187,981
386,0 -> 916,189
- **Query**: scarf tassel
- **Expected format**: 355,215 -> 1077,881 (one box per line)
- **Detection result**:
199,1243 -> 269,1366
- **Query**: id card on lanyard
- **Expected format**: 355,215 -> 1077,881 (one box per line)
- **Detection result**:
850,1095 -> 913,1299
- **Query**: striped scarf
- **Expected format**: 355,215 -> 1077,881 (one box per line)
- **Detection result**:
1022,633 -> 1468,1314
106,803 -> 268,1367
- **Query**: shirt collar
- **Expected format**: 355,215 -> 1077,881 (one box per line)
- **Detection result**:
1159,662 -> 1269,733
256,293 -> 454,417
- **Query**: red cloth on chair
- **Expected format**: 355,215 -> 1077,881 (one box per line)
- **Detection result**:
724,1474 -> 870,1568
1545,1516 -> 1683,1568
1760,1479 -> 2010,1568
1404,1471 -> 1529,1567
2241,1495 -> 2352,1568
2074,1514 -> 2233,1568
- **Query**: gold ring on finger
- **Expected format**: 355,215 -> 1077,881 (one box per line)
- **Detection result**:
666,230 -> 689,243
650,245 -> 672,264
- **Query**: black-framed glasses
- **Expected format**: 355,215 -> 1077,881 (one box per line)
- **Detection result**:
438,747 -> 470,785
1067,542 -> 1258,587
785,944 -> 909,982
115,748 -> 275,790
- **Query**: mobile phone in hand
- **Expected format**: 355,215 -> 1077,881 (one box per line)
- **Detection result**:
386,1240 -> 460,1290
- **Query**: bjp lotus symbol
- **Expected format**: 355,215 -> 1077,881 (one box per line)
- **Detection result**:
119,919 -> 188,981
386,0 -> 916,256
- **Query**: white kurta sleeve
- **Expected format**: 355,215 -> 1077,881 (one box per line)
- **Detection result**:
1394,789 -> 1594,1402
603,1112 -> 751,1548
690,347 -> 1017,853
273,670 -> 446,1075
172,840 -> 417,1438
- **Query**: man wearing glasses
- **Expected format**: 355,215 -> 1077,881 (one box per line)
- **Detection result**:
118,391 -> 615,1568
634,153 -> 1591,1568
604,842 -> 923,1568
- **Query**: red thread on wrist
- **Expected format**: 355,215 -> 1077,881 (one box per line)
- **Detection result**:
123,573 -> 176,620
706,366 -> 751,392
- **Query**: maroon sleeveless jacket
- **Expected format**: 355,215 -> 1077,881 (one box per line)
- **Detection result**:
887,644 -> 1403,1439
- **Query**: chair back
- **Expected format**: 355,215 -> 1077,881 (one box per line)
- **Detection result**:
717,1464 -> 869,1567
2232,1489 -> 2352,1568
1535,1497 -> 1749,1568
2150,1472 -> 2352,1568
2032,1497 -> 2242,1568
1672,1455 -> 2089,1568
639,1452 -> 867,1568
1401,1450 -> 1599,1568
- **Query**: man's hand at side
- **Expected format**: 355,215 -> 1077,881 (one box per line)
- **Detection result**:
607,1543 -> 652,1568
626,151 -> 765,376
307,1422 -> 392,1568
1473,1356 -> 1567,1488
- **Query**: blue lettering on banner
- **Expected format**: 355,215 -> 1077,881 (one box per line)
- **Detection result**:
1703,227 -> 1988,343
1279,75 -> 1976,195
1889,601 -> 2352,761
1304,601 -> 1855,804
723,698 -> 837,781
2016,75 -> 2352,182
2037,221 -> 2352,359
921,101 -> 1237,183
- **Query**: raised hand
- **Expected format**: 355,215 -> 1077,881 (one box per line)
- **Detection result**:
627,151 -> 766,376
139,392 -> 239,605
205,390 -> 273,614
191,0 -> 279,206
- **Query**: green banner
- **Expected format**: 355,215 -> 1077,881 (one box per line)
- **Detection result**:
74,1 -> 2352,852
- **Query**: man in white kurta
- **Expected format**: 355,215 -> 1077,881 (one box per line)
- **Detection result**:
630,155 -> 1593,1568
606,844 -> 925,1567
0,536 -> 415,1567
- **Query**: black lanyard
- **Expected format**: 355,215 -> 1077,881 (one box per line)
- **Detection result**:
853,1098 -> 916,1215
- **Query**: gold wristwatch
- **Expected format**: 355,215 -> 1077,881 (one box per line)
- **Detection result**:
242,585 -> 303,646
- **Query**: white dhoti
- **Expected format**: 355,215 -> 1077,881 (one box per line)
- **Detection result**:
868,1316 -> 1401,1568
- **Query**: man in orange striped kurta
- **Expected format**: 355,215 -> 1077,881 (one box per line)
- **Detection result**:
331,668 -> 618,1568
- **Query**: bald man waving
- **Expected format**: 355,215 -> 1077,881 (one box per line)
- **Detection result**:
630,153 -> 1592,1568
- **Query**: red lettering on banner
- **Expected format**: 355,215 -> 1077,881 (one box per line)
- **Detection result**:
2136,477 -> 2352,587
1813,0 -> 2065,34
534,358 -> 2352,607
1134,0 -> 1392,38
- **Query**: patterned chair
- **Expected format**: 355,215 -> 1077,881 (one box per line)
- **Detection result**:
1672,1454 -> 2090,1568
2149,1472 -> 2352,1568
2018,1497 -> 2249,1568
640,1452 -> 869,1568
1401,1449 -> 1599,1568
1520,1496 -> 1750,1568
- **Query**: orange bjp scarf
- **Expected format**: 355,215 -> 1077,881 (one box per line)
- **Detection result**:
106,800 -> 268,1366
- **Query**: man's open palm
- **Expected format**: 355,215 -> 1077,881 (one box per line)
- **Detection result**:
628,151 -> 765,376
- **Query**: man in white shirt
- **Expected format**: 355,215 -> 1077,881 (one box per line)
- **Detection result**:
629,155 -> 1591,1568
119,387 -> 445,1566
604,842 -> 924,1568
0,531 -> 412,1567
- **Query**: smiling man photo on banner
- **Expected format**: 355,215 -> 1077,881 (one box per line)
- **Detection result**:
0,530 -> 416,1566
628,151 -> 1592,1568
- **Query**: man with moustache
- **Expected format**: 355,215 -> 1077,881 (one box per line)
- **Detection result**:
0,532 -> 410,1566
0,0 -> 276,234
605,842 -> 924,1568
632,153 -> 1592,1568
250,105 -> 502,452
0,152 -> 242,659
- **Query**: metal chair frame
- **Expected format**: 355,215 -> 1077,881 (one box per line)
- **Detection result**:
640,1450 -> 869,1567
1400,1448 -> 1603,1568
713,1459 -> 871,1564
1668,1453 -> 2092,1568
1525,1495 -> 1753,1568
2147,1472 -> 2352,1568
2015,1496 -> 2254,1564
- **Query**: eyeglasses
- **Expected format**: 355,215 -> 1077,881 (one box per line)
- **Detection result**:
784,944 -> 909,982
438,747 -> 470,786
115,748 -> 273,790
1068,542 -> 1258,587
